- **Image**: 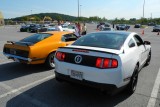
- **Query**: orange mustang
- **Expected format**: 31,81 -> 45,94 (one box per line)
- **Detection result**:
3,31 -> 78,68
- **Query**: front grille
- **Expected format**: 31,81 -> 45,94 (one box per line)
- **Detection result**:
64,53 -> 97,67
3,47 -> 29,58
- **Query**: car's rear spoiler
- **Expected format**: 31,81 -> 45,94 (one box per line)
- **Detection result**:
7,41 -> 33,46
59,47 -> 119,55
7,41 -> 16,44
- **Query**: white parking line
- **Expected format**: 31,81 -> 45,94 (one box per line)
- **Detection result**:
0,61 -> 13,65
0,75 -> 54,107
147,68 -> 160,107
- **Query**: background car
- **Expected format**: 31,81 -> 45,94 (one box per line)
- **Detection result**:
116,24 -> 130,30
29,24 -> 48,33
54,31 -> 151,95
3,31 -> 78,68
101,27 -> 115,31
62,25 -> 76,32
97,22 -> 110,29
152,25 -> 160,32
20,24 -> 30,32
134,24 -> 141,28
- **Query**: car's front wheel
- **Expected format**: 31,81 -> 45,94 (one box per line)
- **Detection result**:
45,52 -> 55,69
127,65 -> 139,94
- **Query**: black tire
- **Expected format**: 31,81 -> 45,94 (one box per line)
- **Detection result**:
145,50 -> 151,66
127,65 -> 139,94
45,52 -> 55,69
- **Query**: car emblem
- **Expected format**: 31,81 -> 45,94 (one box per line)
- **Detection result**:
74,55 -> 82,64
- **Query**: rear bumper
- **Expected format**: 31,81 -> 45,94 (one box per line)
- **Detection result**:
4,53 -> 32,62
55,71 -> 118,91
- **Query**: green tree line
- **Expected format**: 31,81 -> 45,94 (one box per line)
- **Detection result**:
4,13 -> 160,25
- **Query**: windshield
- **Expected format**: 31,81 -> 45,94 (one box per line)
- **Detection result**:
20,33 -> 52,44
72,33 -> 128,50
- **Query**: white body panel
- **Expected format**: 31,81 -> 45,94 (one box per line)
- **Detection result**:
54,32 -> 151,89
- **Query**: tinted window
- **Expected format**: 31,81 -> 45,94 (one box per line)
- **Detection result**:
133,35 -> 144,46
61,34 -> 77,42
20,33 -> 52,44
72,33 -> 128,50
128,39 -> 135,48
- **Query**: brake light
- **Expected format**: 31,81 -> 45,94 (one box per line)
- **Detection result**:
103,59 -> 110,68
111,59 -> 118,68
56,52 -> 65,61
96,58 -> 102,68
96,58 -> 118,69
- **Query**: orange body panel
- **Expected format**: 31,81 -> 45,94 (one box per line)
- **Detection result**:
3,31 -> 75,64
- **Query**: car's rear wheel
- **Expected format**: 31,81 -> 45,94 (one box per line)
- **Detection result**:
145,50 -> 151,66
45,52 -> 55,69
127,65 -> 139,94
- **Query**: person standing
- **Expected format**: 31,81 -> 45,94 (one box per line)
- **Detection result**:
74,23 -> 80,37
81,23 -> 87,35
56,21 -> 63,31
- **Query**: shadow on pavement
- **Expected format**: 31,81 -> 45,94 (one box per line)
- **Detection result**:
6,78 -> 131,107
0,62 -> 50,82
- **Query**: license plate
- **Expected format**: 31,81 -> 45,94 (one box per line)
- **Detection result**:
70,70 -> 83,80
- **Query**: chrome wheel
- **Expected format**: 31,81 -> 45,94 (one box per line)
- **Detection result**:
45,52 -> 55,69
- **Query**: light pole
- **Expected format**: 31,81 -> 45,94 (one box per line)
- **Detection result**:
78,0 -> 79,18
80,5 -> 82,17
143,0 -> 145,18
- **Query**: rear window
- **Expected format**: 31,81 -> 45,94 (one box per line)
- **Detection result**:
20,33 -> 52,44
72,33 -> 128,50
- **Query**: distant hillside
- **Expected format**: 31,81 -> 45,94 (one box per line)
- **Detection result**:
10,13 -> 79,21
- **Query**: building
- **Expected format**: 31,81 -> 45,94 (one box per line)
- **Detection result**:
0,11 -> 4,25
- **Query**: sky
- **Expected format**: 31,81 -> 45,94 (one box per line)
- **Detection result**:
0,0 -> 160,20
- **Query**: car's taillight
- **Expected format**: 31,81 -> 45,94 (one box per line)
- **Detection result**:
96,58 -> 118,69
56,52 -> 65,61
111,59 -> 118,68
96,58 -> 102,68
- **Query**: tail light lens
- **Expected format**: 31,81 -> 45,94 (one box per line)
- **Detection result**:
56,52 -> 65,61
96,58 -> 118,69
96,58 -> 102,68
111,59 -> 118,68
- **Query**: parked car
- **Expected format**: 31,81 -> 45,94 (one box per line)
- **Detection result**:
116,24 -> 130,30
152,25 -> 160,32
3,31 -> 78,68
29,24 -> 48,33
97,22 -> 110,29
47,27 -> 58,31
134,24 -> 141,28
20,24 -> 30,32
54,31 -> 151,95
101,27 -> 115,31
62,25 -> 76,32
148,22 -> 156,26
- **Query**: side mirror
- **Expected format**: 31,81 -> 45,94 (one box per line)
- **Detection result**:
144,41 -> 151,45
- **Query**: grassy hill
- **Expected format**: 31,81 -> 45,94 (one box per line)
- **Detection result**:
10,13 -> 78,21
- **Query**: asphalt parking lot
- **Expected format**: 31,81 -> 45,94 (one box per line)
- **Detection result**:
0,24 -> 160,107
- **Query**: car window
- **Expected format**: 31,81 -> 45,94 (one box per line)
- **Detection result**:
133,35 -> 144,46
72,33 -> 128,50
20,33 -> 52,44
128,39 -> 135,48
61,33 -> 77,42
